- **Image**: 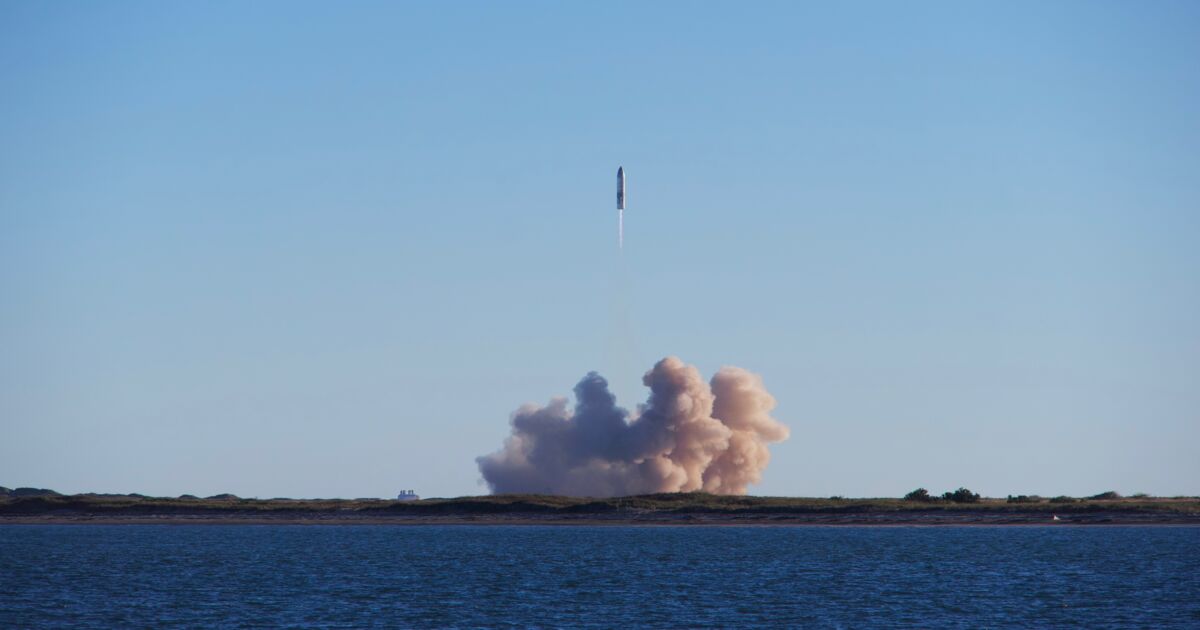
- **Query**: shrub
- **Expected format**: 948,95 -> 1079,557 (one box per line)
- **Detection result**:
942,487 -> 981,503
10,488 -> 60,497
904,488 -> 933,502
1007,494 -> 1040,504
1049,495 -> 1077,503
1089,491 -> 1122,500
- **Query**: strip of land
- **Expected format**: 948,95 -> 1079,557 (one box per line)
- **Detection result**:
2,492 -> 1198,525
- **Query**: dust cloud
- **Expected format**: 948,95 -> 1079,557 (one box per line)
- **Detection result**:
477,357 -> 789,497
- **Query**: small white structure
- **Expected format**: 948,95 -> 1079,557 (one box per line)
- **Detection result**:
396,490 -> 420,501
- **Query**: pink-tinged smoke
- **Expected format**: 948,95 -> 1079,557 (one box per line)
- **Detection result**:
476,357 -> 789,497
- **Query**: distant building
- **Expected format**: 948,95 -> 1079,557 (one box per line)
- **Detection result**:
396,490 -> 419,501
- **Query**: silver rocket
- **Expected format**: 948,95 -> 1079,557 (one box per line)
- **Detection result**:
616,167 -> 625,210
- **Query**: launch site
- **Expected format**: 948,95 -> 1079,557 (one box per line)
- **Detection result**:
3,2 -> 1197,627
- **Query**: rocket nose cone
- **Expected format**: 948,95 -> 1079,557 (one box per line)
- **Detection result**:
618,167 -> 623,176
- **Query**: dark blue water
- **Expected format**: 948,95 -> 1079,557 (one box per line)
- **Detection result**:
2,525 -> 1198,628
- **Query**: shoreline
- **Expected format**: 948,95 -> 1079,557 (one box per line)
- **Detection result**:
4,514 -> 1198,526
5,492 -> 1197,526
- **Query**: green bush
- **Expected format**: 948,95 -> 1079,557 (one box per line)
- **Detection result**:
1049,495 -> 1077,503
1089,491 -> 1122,500
904,488 -> 933,502
942,487 -> 981,503
1006,494 -> 1040,504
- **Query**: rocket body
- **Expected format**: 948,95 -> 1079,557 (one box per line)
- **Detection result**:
617,167 -> 625,210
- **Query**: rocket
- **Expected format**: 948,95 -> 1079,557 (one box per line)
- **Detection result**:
616,167 -> 626,248
617,167 -> 625,210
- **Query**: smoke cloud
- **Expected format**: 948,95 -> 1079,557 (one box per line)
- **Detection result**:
476,357 -> 789,497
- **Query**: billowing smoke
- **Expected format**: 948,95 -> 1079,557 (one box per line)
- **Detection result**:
476,357 -> 789,497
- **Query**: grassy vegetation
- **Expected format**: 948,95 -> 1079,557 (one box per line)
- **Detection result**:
2,491 -> 1198,518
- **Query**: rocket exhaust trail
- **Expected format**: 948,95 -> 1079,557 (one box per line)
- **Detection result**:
616,166 -> 625,249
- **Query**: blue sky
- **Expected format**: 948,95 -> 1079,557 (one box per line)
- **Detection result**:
2,1 -> 1197,498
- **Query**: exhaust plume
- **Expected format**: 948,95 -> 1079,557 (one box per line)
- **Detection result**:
476,357 -> 789,497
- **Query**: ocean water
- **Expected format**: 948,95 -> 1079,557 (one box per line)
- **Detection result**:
2,525 -> 1198,628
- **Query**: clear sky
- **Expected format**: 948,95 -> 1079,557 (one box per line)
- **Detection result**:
2,1 -> 1197,499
